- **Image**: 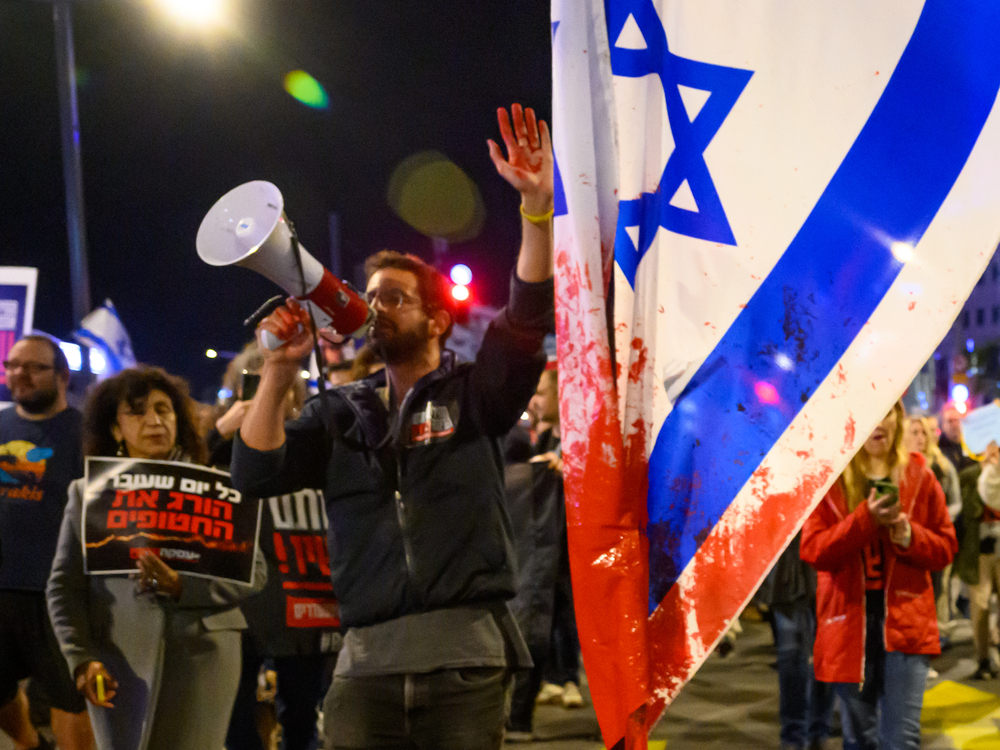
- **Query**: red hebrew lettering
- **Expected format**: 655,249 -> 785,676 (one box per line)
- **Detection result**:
136,511 -> 157,529
191,516 -> 213,536
167,512 -> 190,532
113,490 -> 129,509
313,535 -> 331,576
189,494 -> 205,514
218,502 -> 232,520
128,511 -> 137,523
107,510 -> 128,529
274,532 -> 290,574
303,535 -> 317,564
157,512 -> 169,529
167,492 -> 185,510
212,521 -> 233,540
289,535 -> 308,575
136,490 -> 158,509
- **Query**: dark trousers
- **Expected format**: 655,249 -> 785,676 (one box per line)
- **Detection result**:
508,644 -> 548,732
544,574 -> 580,686
773,601 -> 834,747
323,668 -> 511,750
226,635 -> 329,750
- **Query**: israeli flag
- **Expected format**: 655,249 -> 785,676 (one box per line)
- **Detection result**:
74,299 -> 137,375
553,0 -> 1000,746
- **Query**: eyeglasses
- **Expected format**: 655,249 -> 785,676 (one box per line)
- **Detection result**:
2,361 -> 54,375
363,287 -> 420,310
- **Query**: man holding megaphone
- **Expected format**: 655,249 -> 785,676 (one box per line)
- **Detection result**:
230,104 -> 554,750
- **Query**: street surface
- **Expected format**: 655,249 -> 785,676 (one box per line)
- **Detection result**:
7,616 -> 1000,749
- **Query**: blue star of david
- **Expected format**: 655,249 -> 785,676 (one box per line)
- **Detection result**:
608,0 -> 753,285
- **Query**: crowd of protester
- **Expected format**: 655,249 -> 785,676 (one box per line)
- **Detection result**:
0,101 -> 995,750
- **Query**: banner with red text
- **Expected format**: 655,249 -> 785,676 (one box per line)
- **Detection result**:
82,457 -> 262,585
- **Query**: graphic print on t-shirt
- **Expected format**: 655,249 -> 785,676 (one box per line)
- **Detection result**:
0,440 -> 53,501
864,540 -> 884,591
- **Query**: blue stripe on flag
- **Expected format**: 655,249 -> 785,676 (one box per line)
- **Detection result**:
646,0 -> 1000,611
553,153 -> 569,218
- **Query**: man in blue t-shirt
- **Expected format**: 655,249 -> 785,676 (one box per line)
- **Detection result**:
0,335 -> 92,750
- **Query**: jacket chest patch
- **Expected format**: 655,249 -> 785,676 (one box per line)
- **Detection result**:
409,402 -> 456,446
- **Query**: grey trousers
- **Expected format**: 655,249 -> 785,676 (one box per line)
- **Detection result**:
323,668 -> 511,750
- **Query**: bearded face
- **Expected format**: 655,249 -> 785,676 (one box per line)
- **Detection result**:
365,268 -> 439,367
6,339 -> 64,416
369,315 -> 432,366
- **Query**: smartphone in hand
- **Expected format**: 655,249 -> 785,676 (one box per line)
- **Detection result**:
871,478 -> 899,506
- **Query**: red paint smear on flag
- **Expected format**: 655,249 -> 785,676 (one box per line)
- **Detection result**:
844,415 -> 856,449
644,463 -> 833,725
556,248 -> 650,750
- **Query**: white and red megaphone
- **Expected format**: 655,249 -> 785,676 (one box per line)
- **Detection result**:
196,180 -> 373,350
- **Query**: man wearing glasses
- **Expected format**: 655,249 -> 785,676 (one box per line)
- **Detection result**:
0,336 -> 93,750
232,104 -> 554,749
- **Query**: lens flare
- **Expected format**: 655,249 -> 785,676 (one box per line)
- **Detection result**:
754,381 -> 779,405
284,70 -> 330,110
452,285 -> 470,302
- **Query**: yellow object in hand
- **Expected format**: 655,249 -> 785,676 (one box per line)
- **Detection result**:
96,673 -> 105,703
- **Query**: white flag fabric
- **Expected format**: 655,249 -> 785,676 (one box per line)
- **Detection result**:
552,1 -> 1000,747
74,299 -> 137,374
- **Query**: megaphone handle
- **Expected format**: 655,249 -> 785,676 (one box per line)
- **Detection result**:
259,329 -> 288,351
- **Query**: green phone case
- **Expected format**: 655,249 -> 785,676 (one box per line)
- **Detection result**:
871,478 -> 899,505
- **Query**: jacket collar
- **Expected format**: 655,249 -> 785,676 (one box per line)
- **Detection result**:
331,349 -> 460,448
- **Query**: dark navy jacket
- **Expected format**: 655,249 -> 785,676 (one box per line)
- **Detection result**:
231,275 -> 552,628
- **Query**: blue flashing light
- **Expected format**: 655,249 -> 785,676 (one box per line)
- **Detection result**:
89,348 -> 107,374
450,264 -> 473,286
967,338 -> 975,353
59,342 -> 82,372
952,383 -> 970,403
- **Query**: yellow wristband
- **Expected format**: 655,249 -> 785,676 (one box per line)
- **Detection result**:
520,204 -> 555,225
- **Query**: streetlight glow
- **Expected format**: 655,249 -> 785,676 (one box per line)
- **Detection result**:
158,0 -> 224,26
206,349 -> 218,359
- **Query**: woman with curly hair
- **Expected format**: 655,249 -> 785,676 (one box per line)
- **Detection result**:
801,400 -> 957,750
46,366 -> 265,750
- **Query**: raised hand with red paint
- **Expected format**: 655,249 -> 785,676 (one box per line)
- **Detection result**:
488,104 -> 555,283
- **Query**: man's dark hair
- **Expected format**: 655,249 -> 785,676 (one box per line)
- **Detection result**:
82,366 -> 207,464
17,334 -> 70,378
364,250 -> 455,345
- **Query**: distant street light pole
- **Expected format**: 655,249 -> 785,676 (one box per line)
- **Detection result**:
53,0 -> 91,329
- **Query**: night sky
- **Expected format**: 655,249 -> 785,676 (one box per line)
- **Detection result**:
0,0 -> 552,398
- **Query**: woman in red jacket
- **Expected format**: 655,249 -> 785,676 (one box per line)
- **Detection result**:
801,401 -> 956,750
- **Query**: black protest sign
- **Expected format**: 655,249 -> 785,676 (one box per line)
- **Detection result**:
82,457 -> 262,585
262,489 -> 339,629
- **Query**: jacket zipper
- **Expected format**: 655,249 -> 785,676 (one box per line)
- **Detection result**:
393,381 -> 427,607
859,557 -> 866,691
